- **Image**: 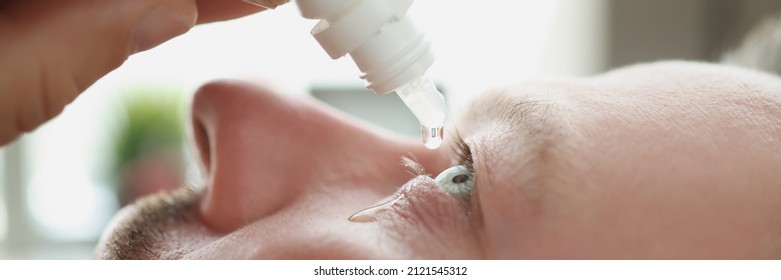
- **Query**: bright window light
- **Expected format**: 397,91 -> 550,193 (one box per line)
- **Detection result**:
24,88 -> 119,241
26,173 -> 117,241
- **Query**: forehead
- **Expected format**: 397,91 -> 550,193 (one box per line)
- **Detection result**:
470,61 -> 781,188
461,61 -> 781,251
569,61 -> 781,189
567,62 -> 781,151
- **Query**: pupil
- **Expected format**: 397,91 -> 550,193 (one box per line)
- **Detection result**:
452,174 -> 469,184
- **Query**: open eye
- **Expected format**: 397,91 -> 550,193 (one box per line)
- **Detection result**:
434,165 -> 474,196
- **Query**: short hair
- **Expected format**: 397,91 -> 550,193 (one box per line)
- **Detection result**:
95,186 -> 200,259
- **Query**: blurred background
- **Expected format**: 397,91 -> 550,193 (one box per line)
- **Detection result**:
1,0 -> 780,259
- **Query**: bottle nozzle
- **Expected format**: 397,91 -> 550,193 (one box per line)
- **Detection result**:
295,0 -> 445,148
394,75 -> 447,149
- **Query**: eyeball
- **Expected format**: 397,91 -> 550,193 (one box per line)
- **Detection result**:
434,165 -> 474,196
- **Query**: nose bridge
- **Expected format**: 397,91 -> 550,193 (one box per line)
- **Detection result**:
192,80 -> 430,232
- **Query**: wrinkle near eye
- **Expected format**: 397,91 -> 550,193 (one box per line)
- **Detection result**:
458,89 -> 569,209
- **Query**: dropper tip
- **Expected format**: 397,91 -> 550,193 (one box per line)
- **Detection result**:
393,75 -> 447,149
422,125 -> 444,149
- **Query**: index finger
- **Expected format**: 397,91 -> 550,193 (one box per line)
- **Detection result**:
196,0 -> 274,23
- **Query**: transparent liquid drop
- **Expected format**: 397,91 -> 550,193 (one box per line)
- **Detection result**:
348,196 -> 401,223
421,125 -> 444,149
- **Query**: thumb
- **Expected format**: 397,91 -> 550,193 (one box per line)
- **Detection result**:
0,0 -> 197,145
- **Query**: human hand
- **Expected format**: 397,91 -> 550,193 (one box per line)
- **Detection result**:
0,0 -> 271,146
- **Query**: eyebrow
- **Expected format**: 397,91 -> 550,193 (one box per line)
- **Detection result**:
96,187 -> 201,259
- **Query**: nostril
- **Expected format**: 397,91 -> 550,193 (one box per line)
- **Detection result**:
192,116 -> 211,174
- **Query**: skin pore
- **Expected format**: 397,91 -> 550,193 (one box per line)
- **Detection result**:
94,61 -> 781,259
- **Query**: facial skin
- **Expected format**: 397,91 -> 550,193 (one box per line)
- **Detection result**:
94,61 -> 781,259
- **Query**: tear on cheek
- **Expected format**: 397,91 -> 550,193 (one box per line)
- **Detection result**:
348,176 -> 468,230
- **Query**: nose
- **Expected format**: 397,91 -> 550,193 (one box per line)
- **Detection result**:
190,80 -> 447,231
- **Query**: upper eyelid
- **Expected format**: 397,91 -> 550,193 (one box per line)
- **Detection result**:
442,133 -> 487,234
457,140 -> 475,170
450,130 -> 475,168
458,137 -> 488,231
443,133 -> 480,210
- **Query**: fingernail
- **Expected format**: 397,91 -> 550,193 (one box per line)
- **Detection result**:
131,4 -> 196,54
242,0 -> 289,10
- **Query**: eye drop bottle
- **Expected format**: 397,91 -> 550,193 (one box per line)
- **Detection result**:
295,0 -> 447,149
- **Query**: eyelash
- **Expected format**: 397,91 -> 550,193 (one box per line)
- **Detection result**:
401,154 -> 428,177
433,133 -> 476,197
392,134 -> 477,223
400,135 -> 475,178
453,136 -> 475,172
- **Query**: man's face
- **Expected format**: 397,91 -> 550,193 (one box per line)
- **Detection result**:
94,61 -> 781,259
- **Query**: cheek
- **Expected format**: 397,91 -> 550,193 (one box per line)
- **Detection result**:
373,177 -> 483,258
186,229 -> 393,259
477,171 -> 612,259
518,165 -> 781,259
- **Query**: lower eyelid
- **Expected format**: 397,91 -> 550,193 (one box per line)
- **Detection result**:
380,176 -> 472,233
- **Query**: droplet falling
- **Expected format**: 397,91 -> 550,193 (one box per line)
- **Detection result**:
422,125 -> 444,149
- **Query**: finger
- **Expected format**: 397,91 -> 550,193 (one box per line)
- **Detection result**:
0,0 -> 197,145
196,0 -> 268,24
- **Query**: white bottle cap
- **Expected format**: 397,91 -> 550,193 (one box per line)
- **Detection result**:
295,0 -> 433,94
295,0 -> 447,149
